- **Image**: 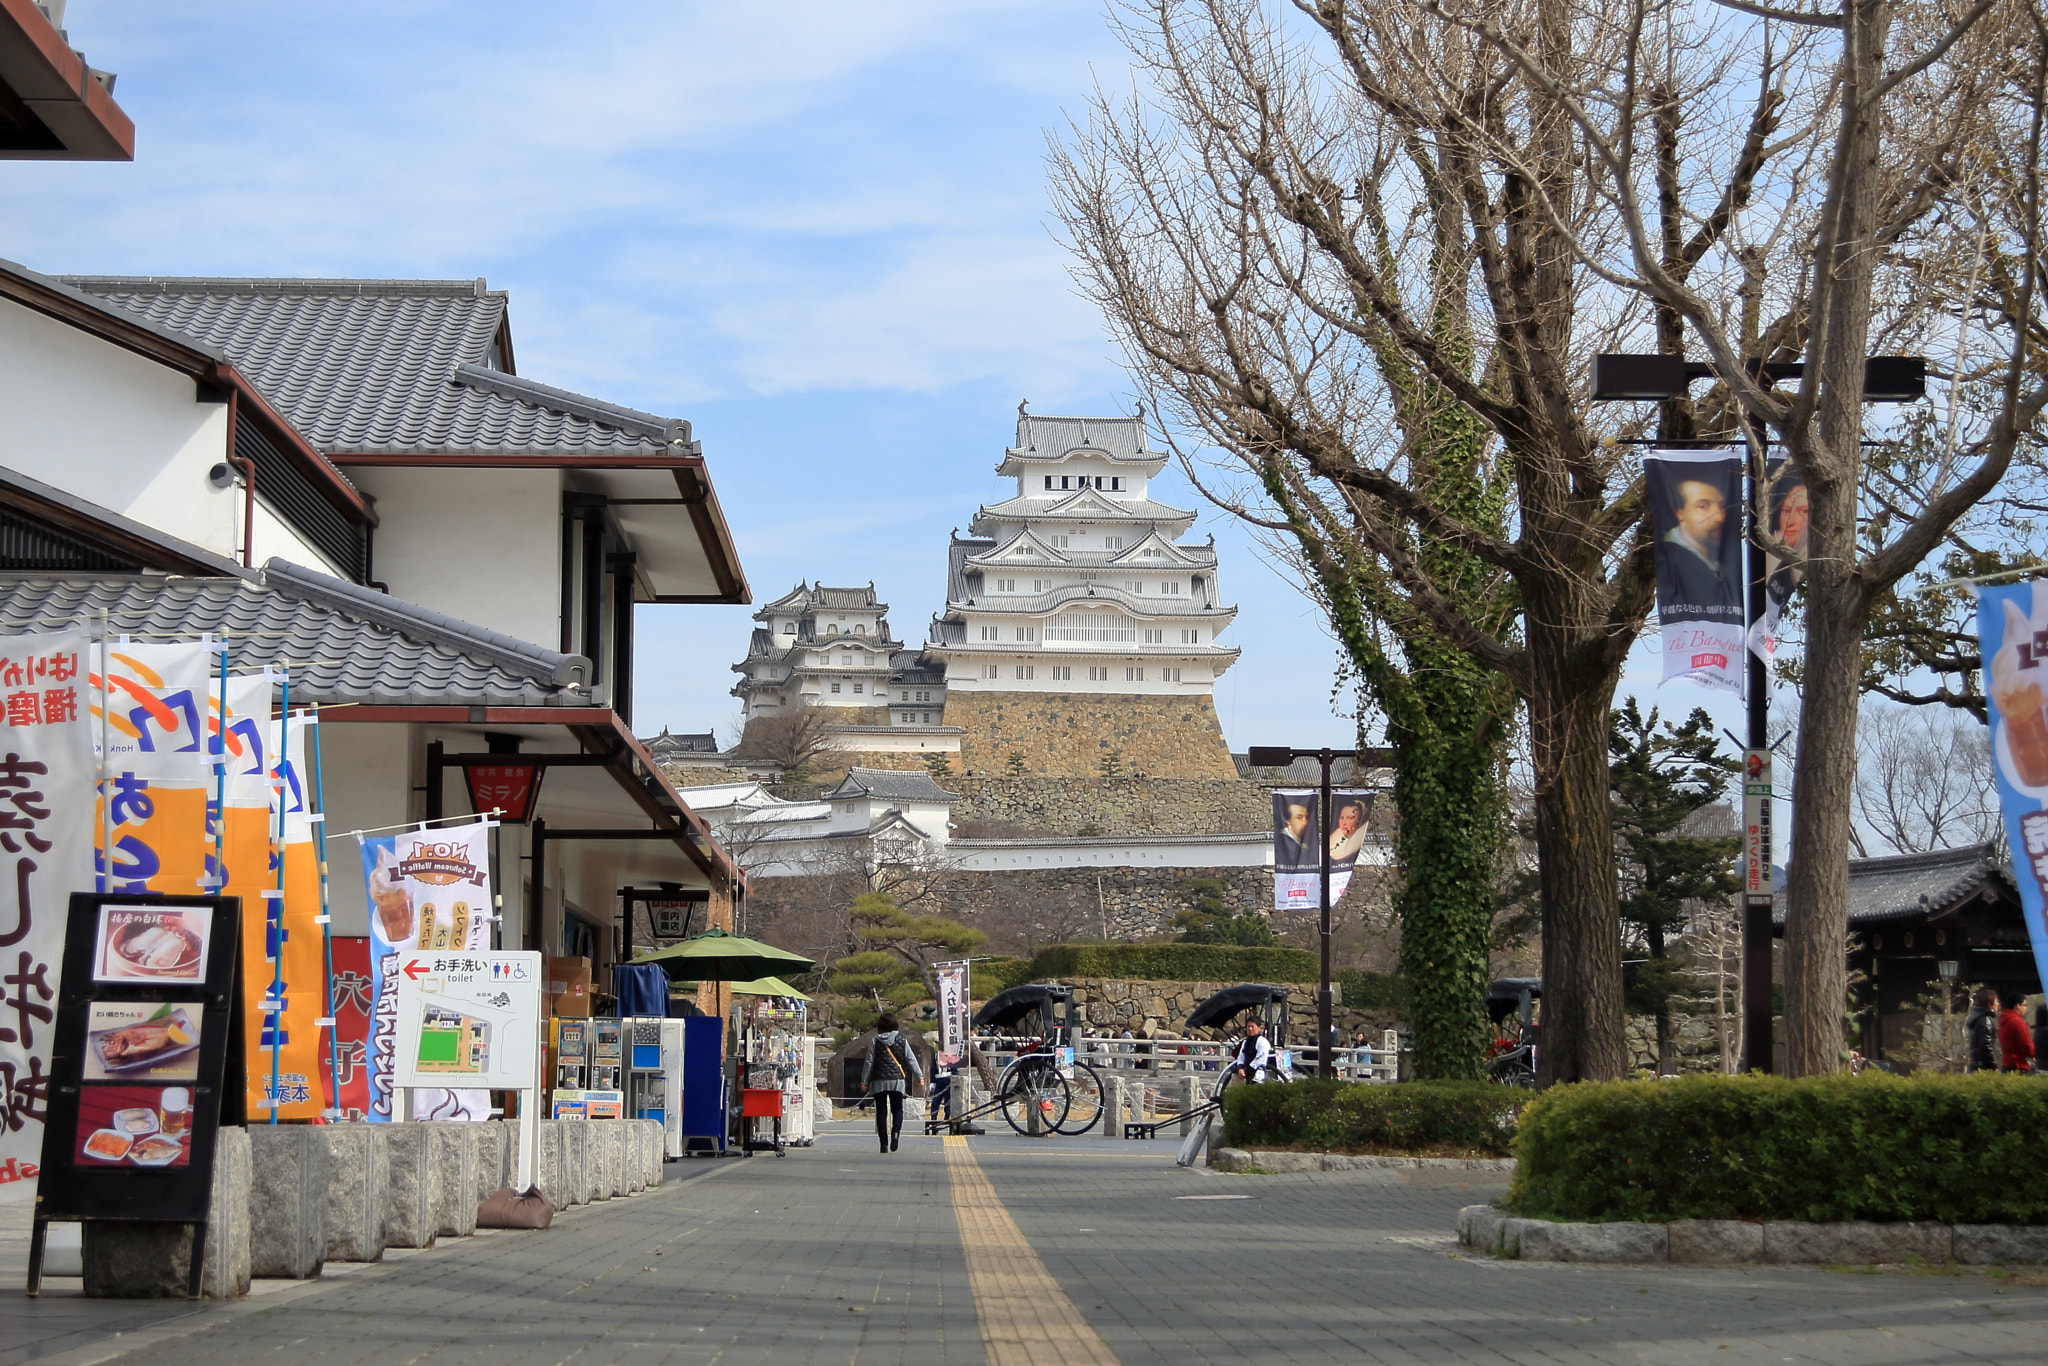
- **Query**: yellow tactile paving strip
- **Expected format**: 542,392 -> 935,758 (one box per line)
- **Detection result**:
943,1136 -> 1120,1365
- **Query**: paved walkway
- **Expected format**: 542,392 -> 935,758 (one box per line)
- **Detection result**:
0,1120 -> 2042,1365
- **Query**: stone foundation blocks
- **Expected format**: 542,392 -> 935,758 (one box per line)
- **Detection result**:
1667,1220 -> 1765,1264
248,1124 -> 328,1279
83,1126 -> 251,1299
426,1122 -> 479,1238
382,1123 -> 436,1249
324,1124 -> 388,1262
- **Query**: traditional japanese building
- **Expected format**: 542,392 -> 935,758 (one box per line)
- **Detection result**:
923,411 -> 1240,777
731,581 -> 959,776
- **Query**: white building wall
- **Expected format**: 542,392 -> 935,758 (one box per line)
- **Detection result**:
0,297 -> 238,558
310,720 -> 416,938
349,466 -> 563,648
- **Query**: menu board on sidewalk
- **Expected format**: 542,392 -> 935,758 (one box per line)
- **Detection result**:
38,893 -> 239,1222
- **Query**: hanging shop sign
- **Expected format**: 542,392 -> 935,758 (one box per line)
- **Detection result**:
647,896 -> 704,940
320,936 -> 372,1122
462,762 -> 544,824
0,633 -> 96,1203
358,820 -> 495,1120
36,893 -> 237,1235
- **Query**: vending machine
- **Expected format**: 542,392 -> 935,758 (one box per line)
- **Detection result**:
624,1017 -> 685,1158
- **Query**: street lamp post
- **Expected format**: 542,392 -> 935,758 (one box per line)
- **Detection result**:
1247,744 -> 1361,1077
1590,353 -> 1924,1073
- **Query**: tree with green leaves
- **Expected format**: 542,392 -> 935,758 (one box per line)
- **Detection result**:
1609,702 -> 1740,1074
1172,877 -> 1279,947
825,892 -> 988,1033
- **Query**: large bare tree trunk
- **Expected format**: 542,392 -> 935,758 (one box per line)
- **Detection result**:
1782,0 -> 1888,1077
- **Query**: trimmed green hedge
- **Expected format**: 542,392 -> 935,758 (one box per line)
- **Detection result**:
1511,1072 -> 2048,1224
1226,1079 -> 1526,1157
1027,943 -> 1318,984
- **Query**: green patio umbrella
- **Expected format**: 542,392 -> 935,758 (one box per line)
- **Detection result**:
662,975 -> 813,1002
627,927 -> 816,983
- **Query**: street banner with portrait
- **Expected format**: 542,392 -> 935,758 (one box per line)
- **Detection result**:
934,962 -> 967,1066
357,821 -> 495,1121
1646,447 -> 1746,694
0,634 -> 94,1202
1749,461 -> 1810,663
1271,790 -> 1375,911
1982,580 -> 2048,995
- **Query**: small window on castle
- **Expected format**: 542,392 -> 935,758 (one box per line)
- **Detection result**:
901,691 -> 910,701
1051,666 -> 1072,681
1126,581 -> 1144,594
1044,476 -> 1054,489
1126,667 -> 1144,682
1015,665 -> 1034,680
1182,629 -> 1199,644
855,625 -> 866,634
1061,476 -> 1072,489
1032,579 -> 1049,592
1111,478 -> 1122,491
1105,537 -> 1124,550
841,655 -> 853,665
1166,580 -> 1184,595
853,683 -> 863,694
997,578 -> 1015,592
983,664 -> 1000,679
782,622 -> 795,634
1142,548 -> 1163,558
981,626 -> 998,641
922,712 -> 931,723
1144,629 -> 1163,644
831,682 -> 842,694
917,690 -> 931,701
1014,627 -> 1036,642
1163,667 -> 1182,682
828,624 -> 839,634
1052,535 -> 1071,548
1094,476 -> 1105,489
1088,666 -> 1109,681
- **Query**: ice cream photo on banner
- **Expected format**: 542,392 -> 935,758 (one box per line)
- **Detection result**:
1981,579 -> 2048,996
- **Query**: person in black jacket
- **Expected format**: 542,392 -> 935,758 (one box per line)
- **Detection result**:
1965,987 -> 1999,1073
861,1016 -> 923,1154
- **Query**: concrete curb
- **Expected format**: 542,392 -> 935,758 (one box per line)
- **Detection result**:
1457,1205 -> 2048,1263
1211,1147 -> 1514,1174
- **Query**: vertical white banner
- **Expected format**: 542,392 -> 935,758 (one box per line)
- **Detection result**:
935,962 -> 967,1065
0,634 -> 94,1200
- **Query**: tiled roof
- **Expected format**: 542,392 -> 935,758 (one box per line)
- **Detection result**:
974,492 -> 1196,526
823,767 -> 960,804
0,559 -> 592,707
755,581 -> 885,620
642,728 -> 721,758
1771,843 -> 2015,927
1008,414 -> 1161,462
939,584 -> 1235,619
59,276 -> 696,460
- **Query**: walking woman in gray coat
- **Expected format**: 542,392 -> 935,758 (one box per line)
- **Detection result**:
861,1015 -> 924,1153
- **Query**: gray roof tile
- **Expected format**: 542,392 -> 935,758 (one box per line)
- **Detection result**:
1770,843 -> 2014,927
1009,414 -> 1160,461
0,560 -> 591,707
59,276 -> 694,460
823,767 -> 960,804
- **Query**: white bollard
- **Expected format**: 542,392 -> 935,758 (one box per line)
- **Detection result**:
1101,1075 -> 1123,1139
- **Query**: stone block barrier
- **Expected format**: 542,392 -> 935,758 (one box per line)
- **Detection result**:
249,1124 -> 329,1279
324,1124 -> 388,1263
382,1123 -> 436,1250
1211,1147 -> 1515,1174
83,1126 -> 251,1299
426,1122 -> 479,1238
1459,1205 -> 2048,1263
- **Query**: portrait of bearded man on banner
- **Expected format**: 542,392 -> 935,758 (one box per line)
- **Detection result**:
1272,794 -> 1317,870
1650,459 -> 1744,622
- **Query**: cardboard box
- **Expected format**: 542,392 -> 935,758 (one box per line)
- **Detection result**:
546,956 -> 592,1018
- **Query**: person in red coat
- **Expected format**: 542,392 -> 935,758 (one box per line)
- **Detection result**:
1999,991 -> 2035,1073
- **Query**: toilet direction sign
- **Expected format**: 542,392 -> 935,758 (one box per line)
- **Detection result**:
391,950 -> 543,1090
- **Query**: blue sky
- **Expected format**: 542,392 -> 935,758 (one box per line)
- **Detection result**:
1,0 -> 1735,762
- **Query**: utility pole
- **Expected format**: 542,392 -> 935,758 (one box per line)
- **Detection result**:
1248,744 -> 1354,1077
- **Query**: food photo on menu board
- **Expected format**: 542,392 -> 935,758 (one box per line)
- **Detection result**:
92,906 -> 209,985
75,1085 -> 193,1168
82,1003 -> 202,1082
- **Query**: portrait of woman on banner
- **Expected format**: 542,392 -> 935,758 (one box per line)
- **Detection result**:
1750,466 -> 1809,661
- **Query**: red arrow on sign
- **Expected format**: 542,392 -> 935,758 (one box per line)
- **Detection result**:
403,959 -> 428,981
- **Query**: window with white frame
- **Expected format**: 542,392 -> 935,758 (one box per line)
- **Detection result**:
1105,536 -> 1125,549
1110,477 -> 1122,490
1044,476 -> 1054,489
1125,581 -> 1144,594
1051,535 -> 1071,548
982,664 -> 1000,679
1182,629 -> 1199,644
841,654 -> 853,665
782,622 -> 796,634
1014,545 -> 1035,556
1014,626 -> 1036,642
916,690 -> 931,701
1088,666 -> 1109,681
855,624 -> 866,634
1163,580 -> 1183,595
1126,666 -> 1145,681
828,624 -> 839,634
1032,579 -> 1049,592
1015,665 -> 1034,680
1162,667 -> 1182,682
1144,628 -> 1164,644
853,683 -> 863,693
1051,665 -> 1072,680
980,626 -> 999,641
1142,547 -> 1164,558
921,712 -> 931,723
831,682 -> 842,693
997,578 -> 1016,592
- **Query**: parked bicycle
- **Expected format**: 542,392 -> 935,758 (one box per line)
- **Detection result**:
992,1033 -> 1108,1136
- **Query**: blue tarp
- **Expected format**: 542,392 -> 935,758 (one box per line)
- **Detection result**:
613,964 -> 669,1018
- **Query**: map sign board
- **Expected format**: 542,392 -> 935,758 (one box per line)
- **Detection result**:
391,950 -> 543,1091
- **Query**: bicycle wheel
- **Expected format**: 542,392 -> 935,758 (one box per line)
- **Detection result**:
999,1061 -> 1071,1136
1053,1060 -> 1107,1135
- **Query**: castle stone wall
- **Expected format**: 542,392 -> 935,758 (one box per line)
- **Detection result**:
948,775 -> 1270,837
930,863 -> 1271,945
941,691 -> 1238,779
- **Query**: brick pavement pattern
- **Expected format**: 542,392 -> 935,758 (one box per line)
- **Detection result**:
2,1123 -> 2046,1365
942,1136 -> 1116,1365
